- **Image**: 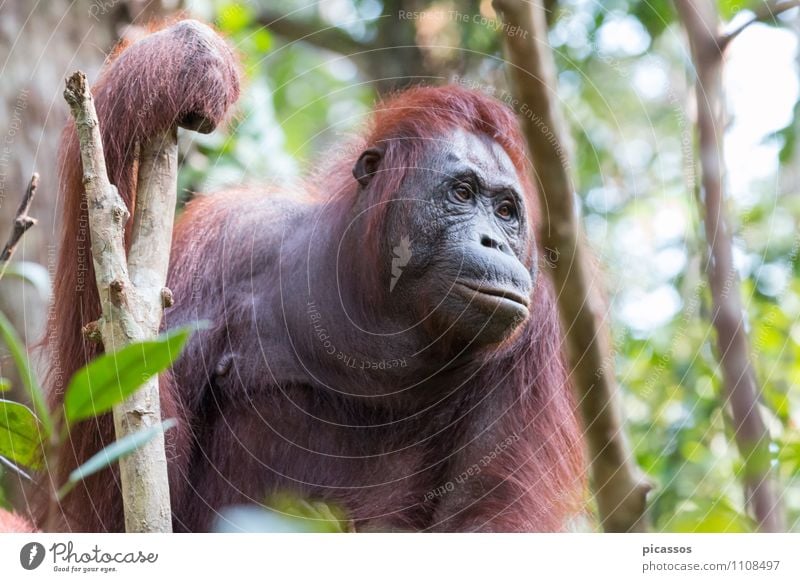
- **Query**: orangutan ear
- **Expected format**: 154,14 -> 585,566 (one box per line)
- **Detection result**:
353,146 -> 384,187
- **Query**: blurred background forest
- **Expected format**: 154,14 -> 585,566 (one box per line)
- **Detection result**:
0,0 -> 799,532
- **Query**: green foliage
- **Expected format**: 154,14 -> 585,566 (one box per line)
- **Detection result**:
214,492 -> 352,533
0,465 -> 7,509
267,492 -> 352,533
630,0 -> 676,39
179,1 -> 374,201
718,0 -> 749,20
217,1 -> 254,34
0,310 -> 53,437
57,419 -> 177,500
0,321 -> 192,506
669,498 -> 757,533
3,0 -> 798,533
778,436 -> 800,477
545,0 -> 800,531
0,399 -> 44,469
771,101 -> 800,164
177,0 -> 800,532
64,327 -> 191,425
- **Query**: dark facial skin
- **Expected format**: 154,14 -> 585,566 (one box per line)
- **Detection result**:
354,129 -> 535,348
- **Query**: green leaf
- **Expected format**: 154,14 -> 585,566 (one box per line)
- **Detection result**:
266,492 -> 352,533
0,378 -> 10,392
58,418 -> 177,500
0,311 -> 52,437
218,2 -> 253,34
0,399 -> 44,469
777,437 -> 800,477
0,465 -> 7,510
719,0 -> 751,20
253,29 -> 272,52
631,0 -> 676,39
214,495 -> 353,534
670,498 -> 756,533
64,327 -> 191,425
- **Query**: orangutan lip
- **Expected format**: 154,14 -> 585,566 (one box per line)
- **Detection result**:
455,281 -> 530,308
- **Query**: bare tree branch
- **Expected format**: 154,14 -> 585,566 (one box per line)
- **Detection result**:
257,5 -> 441,94
493,0 -> 651,532
0,173 -> 39,281
720,0 -> 800,50
256,11 -> 374,56
62,71 -> 174,533
674,0 -> 784,532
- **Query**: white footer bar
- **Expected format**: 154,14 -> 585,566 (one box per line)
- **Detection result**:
1,533 -> 797,581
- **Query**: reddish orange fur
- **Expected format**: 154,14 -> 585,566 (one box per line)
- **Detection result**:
28,19 -> 585,533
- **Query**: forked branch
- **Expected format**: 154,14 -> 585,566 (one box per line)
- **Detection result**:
63,71 -> 174,533
0,173 -> 39,281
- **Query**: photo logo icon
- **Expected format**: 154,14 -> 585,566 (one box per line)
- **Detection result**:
20,542 -> 45,570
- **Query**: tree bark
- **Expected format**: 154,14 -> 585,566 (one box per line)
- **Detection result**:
63,72 -> 174,533
674,0 -> 783,533
493,0 -> 651,532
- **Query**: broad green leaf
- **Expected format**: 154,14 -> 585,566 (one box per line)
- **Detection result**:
58,418 -> 177,500
64,327 -> 191,425
0,399 -> 44,469
0,311 -> 52,437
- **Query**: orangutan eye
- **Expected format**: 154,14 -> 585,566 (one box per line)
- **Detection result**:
453,183 -> 474,202
496,200 -> 517,221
